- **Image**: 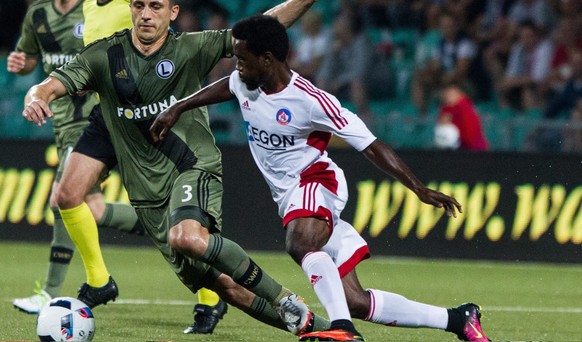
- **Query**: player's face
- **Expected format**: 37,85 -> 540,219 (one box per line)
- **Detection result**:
130,0 -> 179,45
233,39 -> 267,91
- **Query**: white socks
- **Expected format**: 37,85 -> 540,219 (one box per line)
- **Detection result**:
366,289 -> 448,329
302,251 -> 351,322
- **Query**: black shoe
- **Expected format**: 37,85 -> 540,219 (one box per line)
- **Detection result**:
77,276 -> 119,308
449,303 -> 491,342
183,299 -> 228,334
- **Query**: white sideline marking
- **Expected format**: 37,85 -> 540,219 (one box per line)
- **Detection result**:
111,300 -> 582,314
485,306 -> 582,314
6,297 -> 582,314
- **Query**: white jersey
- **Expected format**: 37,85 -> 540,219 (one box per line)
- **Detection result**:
228,70 -> 377,210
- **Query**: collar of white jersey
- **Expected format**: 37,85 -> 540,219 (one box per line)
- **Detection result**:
260,70 -> 299,96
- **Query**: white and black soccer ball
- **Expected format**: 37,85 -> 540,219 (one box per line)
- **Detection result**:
434,122 -> 461,149
37,297 -> 95,341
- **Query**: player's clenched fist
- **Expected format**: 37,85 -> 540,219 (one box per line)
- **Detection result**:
7,51 -> 27,73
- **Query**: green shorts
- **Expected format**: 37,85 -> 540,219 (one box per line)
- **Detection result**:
135,169 -> 224,293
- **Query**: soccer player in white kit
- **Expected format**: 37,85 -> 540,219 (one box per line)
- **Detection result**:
150,15 -> 491,342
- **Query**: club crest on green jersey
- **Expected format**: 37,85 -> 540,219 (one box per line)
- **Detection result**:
156,59 -> 175,79
73,22 -> 84,39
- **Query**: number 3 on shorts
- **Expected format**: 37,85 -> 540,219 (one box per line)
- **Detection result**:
181,185 -> 193,202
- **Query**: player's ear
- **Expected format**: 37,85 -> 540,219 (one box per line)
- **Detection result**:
170,4 -> 179,21
263,52 -> 274,67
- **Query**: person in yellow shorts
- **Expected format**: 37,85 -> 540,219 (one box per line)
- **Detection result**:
9,0 -> 144,316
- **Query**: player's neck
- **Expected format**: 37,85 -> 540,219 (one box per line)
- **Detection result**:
262,68 -> 292,94
131,31 -> 167,56
54,0 -> 80,14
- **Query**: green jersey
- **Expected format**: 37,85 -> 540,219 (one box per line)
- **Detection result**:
52,29 -> 233,208
17,0 -> 98,130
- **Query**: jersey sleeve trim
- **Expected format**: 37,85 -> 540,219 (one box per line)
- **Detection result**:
52,69 -> 79,95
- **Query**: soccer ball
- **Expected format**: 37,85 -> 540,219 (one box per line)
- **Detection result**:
434,122 -> 461,149
37,297 -> 95,341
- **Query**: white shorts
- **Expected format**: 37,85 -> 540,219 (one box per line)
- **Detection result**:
279,162 -> 370,277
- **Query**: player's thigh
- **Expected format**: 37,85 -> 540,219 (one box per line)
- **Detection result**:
138,206 -> 219,293
169,169 -> 223,233
58,152 -> 106,203
322,219 -> 370,276
52,122 -> 90,205
286,217 -> 331,251
59,106 -> 116,204
53,121 -> 88,184
71,104 -> 118,177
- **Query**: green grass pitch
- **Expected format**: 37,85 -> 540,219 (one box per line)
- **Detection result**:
1,241 -> 581,341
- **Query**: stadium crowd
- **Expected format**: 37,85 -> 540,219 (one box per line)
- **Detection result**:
1,0 -> 581,153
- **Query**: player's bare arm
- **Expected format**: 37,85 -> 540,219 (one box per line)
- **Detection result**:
23,76 -> 68,126
6,51 -> 38,75
362,139 -> 462,217
265,0 -> 317,28
150,76 -> 234,142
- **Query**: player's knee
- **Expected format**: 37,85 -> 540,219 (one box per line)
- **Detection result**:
48,190 -> 58,208
168,223 -> 208,257
54,184 -> 83,209
285,239 -> 310,264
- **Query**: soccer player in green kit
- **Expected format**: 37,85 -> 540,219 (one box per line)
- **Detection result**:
8,0 -> 144,314
61,0 -> 228,333
22,0 -> 331,336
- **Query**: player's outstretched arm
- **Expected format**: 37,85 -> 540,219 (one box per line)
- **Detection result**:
264,0 -> 317,28
23,76 -> 68,126
362,139 -> 462,217
150,76 -> 235,142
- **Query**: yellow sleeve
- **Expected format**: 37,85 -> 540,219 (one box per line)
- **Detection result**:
83,0 -> 132,45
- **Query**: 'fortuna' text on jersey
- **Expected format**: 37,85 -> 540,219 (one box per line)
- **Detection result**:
116,96 -> 178,120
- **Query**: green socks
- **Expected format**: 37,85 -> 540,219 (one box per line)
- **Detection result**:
202,234 -> 287,305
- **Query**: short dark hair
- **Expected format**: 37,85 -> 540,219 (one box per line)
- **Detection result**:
232,15 -> 289,62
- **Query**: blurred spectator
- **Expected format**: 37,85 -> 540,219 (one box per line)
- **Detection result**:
414,3 -> 442,69
482,0 -> 519,87
435,81 -> 489,151
411,10 -> 478,115
289,10 -> 330,82
507,0 -> 557,32
554,0 -> 582,20
206,7 -> 236,84
529,49 -> 582,152
357,0 -> 419,29
316,9 -> 380,120
172,6 -> 202,32
0,0 -> 28,53
542,16 -> 582,94
498,20 -> 554,111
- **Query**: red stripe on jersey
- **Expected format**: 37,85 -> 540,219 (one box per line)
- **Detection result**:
307,130 -> 332,155
338,245 -> 370,278
282,207 -> 334,235
294,78 -> 347,129
296,76 -> 348,126
299,161 -> 338,195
